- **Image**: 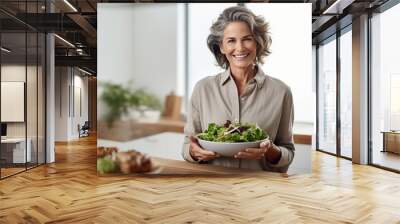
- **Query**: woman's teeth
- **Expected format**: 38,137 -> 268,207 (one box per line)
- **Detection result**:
234,54 -> 248,59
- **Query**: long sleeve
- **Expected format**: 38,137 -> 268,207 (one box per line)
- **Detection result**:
181,85 -> 203,163
262,88 -> 295,172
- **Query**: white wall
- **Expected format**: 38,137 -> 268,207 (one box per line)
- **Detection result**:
55,67 -> 89,141
98,3 -> 178,120
187,3 -> 236,97
72,74 -> 89,137
248,4 -> 313,123
55,67 -> 68,141
187,3 -> 314,133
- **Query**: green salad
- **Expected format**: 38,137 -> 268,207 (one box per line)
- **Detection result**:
197,120 -> 268,143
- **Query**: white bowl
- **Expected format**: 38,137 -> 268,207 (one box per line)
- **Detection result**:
197,138 -> 268,157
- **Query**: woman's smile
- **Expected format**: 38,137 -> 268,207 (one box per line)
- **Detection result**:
233,53 -> 250,60
219,21 -> 257,70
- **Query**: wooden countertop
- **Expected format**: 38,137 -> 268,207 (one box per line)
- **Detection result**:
101,156 -> 288,177
293,134 -> 312,145
98,132 -> 310,176
98,118 -> 312,145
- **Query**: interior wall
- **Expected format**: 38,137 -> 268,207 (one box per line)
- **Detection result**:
55,66 -> 69,141
98,3 -> 178,119
72,72 -> 89,137
88,77 -> 97,132
55,67 -> 89,141
1,65 -> 39,138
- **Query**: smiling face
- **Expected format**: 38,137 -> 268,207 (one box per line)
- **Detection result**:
219,21 -> 257,71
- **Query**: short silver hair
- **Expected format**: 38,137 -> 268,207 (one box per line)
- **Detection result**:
207,6 -> 272,69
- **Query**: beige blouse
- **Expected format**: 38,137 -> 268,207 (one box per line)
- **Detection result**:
181,66 -> 295,173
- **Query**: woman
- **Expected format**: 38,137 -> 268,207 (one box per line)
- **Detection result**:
181,6 -> 294,173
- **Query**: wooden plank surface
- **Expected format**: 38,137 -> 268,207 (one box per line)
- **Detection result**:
1,134 -> 400,223
100,156 -> 288,177
98,118 -> 312,145
293,134 -> 312,145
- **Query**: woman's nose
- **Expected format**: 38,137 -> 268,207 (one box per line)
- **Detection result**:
235,41 -> 244,50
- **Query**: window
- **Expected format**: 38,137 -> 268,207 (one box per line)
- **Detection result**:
340,28 -> 352,158
317,36 -> 337,155
370,2 -> 400,171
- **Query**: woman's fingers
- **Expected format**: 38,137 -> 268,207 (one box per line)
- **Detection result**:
244,147 -> 267,154
189,135 -> 219,161
194,147 -> 218,157
260,139 -> 271,148
234,147 -> 266,159
189,135 -> 198,143
198,154 -> 218,161
234,151 -> 263,159
189,136 -> 201,149
195,151 -> 219,161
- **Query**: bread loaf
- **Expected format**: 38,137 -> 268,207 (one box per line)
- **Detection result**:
115,150 -> 152,173
97,147 -> 118,158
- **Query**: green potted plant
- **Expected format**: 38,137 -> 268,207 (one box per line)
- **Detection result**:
100,81 -> 162,126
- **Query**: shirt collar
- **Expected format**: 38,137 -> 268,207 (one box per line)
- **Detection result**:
220,65 -> 266,89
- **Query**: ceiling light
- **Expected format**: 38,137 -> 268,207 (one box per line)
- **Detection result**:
1,47 -> 11,53
63,0 -> 78,12
54,34 -> 75,48
78,67 -> 92,76
322,0 -> 355,15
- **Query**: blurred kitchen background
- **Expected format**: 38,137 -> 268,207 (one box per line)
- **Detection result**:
97,3 -> 313,142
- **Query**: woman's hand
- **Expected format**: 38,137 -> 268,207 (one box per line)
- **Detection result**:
234,140 -> 280,162
189,136 -> 220,162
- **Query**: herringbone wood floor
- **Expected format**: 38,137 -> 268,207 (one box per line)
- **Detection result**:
1,134 -> 400,223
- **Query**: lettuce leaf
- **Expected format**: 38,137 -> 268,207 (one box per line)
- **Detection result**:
197,120 -> 268,142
